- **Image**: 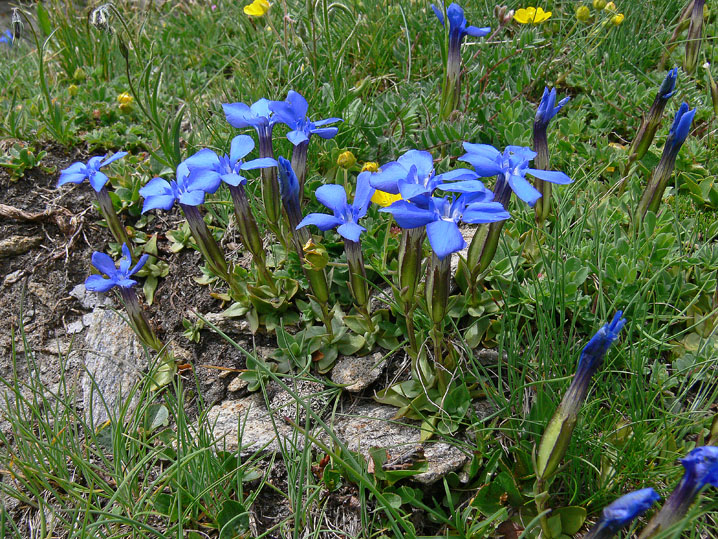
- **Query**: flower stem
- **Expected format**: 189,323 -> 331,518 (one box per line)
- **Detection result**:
291,141 -> 309,202
345,238 -> 374,332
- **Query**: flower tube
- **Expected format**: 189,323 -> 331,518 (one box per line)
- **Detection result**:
58,152 -> 130,248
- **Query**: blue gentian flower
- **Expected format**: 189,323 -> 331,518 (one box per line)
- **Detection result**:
85,243 -> 148,292
0,30 -> 12,45
535,87 -> 571,129
666,102 -> 696,155
270,91 -> 342,146
296,171 -> 375,242
679,446 -> 718,491
370,149 -> 478,201
223,98 -> 275,132
182,135 -> 277,187
139,162 -> 221,212
459,143 -> 572,207
432,3 -> 490,44
659,68 -> 679,100
600,488 -> 660,531
381,194 -> 510,259
57,152 -> 127,192
578,311 -> 627,373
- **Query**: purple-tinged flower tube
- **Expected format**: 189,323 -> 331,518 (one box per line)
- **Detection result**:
85,244 -> 163,352
139,162 -> 233,288
57,152 -> 130,248
223,98 -> 283,228
684,0 -> 705,75
183,136 -> 277,289
638,447 -> 718,538
432,2 -> 490,119
629,68 -> 678,165
533,87 -> 570,222
298,171 -> 375,317
535,312 -> 626,481
584,488 -> 660,539
270,91 -> 342,191
636,102 -> 696,221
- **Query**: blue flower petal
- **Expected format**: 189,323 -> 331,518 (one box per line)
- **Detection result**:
119,244 -> 132,274
223,102 -> 254,128
426,219 -> 466,260
437,179 -> 487,194
353,171 -> 375,218
459,154 -> 503,177
462,202 -> 511,223
434,168 -> 479,183
465,25 -> 490,37
91,251 -> 117,276
221,172 -> 246,187
337,222 -> 366,242
183,148 -> 220,171
241,157 -> 277,170
88,171 -> 109,192
398,182 -> 432,201
139,177 -> 172,198
142,194 -> 177,213
129,253 -> 149,276
369,162 -> 406,194
85,274 -> 117,293
100,151 -> 128,168
117,278 -> 138,288
286,90 -> 309,118
179,190 -> 206,206
315,184 -> 347,212
314,117 -> 342,127
507,174 -> 542,206
287,129 -> 310,146
525,168 -> 573,185
462,143 -> 501,161
431,4 -> 445,25
296,213 -> 344,231
380,200 -> 435,229
187,168 -> 222,194
230,135 -> 255,163
398,150 -> 434,181
57,162 -> 88,187
311,127 -> 339,139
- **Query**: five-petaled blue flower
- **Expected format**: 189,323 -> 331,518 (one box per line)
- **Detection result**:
459,143 -> 572,207
578,311 -> 626,372
182,135 -> 277,187
679,446 -> 718,492
85,243 -> 149,292
666,102 -> 696,155
270,91 -> 342,146
57,152 -> 128,192
140,161 -> 221,212
0,29 -> 12,46
370,149 -> 478,201
223,98 -> 275,131
296,171 -> 376,242
600,488 -> 660,532
431,3 -> 490,44
381,194 -> 510,259
535,87 -> 571,129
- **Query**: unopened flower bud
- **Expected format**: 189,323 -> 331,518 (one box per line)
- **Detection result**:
604,1 -> 617,12
117,92 -> 133,113
73,67 -> 86,81
89,4 -> 112,33
360,161 -> 379,173
592,0 -> 607,9
68,84 -> 79,97
576,5 -> 591,22
611,13 -> 625,25
337,150 -> 356,169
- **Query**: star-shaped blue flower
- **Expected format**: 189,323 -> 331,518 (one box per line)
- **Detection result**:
431,3 -> 490,44
459,143 -> 572,207
381,194 -> 510,259
535,87 -> 570,129
223,98 -> 275,133
182,135 -> 277,187
57,152 -> 128,192
139,161 -> 221,212
270,91 -> 342,146
296,171 -> 376,242
85,243 -> 149,292
370,149 -> 478,201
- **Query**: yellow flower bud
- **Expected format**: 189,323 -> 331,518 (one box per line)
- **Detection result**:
576,5 -> 591,22
360,161 -> 379,173
592,0 -> 606,9
604,1 -> 617,12
610,12 -> 624,25
337,150 -> 356,169
117,92 -> 134,113
73,67 -> 86,82
68,84 -> 79,97
371,190 -> 402,207
302,238 -> 329,271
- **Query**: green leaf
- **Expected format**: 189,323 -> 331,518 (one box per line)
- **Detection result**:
217,500 -> 250,538
143,276 -> 158,306
143,404 -> 169,433
554,506 -> 587,535
36,3 -> 53,36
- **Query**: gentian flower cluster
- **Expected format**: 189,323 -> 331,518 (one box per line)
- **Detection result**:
585,488 -> 660,539
57,152 -> 130,248
431,3 -> 490,118
536,312 -> 626,481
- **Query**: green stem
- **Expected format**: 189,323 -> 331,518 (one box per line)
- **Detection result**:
95,186 -> 131,249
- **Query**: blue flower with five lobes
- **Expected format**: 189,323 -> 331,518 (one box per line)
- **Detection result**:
139,161 -> 222,212
535,87 -> 571,128
431,3 -> 490,43
459,143 -> 572,207
600,488 -> 660,532
270,90 -> 342,146
369,149 -> 478,201
296,171 -> 376,242
57,152 -> 127,192
85,243 -> 149,292
181,135 -> 277,187
380,194 -> 510,260
223,98 -> 275,131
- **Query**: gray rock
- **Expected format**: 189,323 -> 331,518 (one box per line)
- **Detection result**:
81,307 -> 145,426
330,352 -> 384,392
227,375 -> 248,393
70,284 -> 109,310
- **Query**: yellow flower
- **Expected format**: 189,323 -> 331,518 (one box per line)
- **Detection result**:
576,5 -> 591,22
244,0 -> 270,16
361,161 -> 379,173
592,0 -> 606,9
68,84 -> 79,97
117,92 -> 134,113
337,151 -> 356,169
513,7 -> 552,24
610,13 -> 624,25
604,1 -> 617,12
371,190 -> 402,207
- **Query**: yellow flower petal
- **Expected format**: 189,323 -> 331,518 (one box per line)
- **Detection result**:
371,190 -> 402,207
244,0 -> 270,17
514,6 -> 551,24
361,161 -> 379,173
